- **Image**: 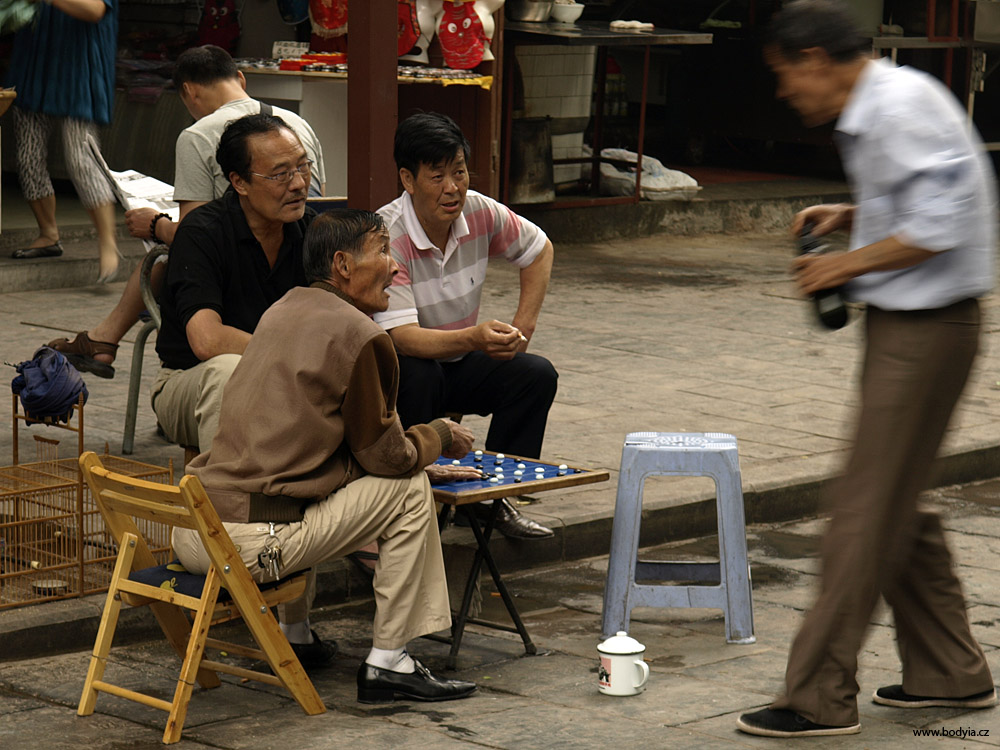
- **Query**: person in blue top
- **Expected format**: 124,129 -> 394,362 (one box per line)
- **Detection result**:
7,0 -> 120,282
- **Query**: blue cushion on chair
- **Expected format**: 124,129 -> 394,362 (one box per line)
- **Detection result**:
130,560 -> 224,598
129,560 -> 304,600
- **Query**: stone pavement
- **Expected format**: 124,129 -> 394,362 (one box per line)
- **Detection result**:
2,220 -> 1000,746
7,227 -> 1000,549
4,487 -> 1000,749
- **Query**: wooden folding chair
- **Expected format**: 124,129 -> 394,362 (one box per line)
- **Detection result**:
77,451 -> 325,744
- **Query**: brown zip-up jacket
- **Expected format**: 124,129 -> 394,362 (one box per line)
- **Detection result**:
189,282 -> 452,522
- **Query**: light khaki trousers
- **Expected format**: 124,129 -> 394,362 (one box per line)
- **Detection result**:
773,299 -> 993,726
150,353 -> 240,452
173,472 -> 451,649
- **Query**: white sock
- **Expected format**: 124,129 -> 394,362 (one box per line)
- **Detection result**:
365,646 -> 415,673
280,620 -> 313,645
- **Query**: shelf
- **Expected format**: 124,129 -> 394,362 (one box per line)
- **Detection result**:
241,67 -> 493,89
505,20 -> 712,47
871,36 -> 969,49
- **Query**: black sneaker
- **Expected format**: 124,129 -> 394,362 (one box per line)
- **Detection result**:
873,684 -> 997,709
736,708 -> 861,738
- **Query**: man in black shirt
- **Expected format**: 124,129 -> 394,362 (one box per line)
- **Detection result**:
152,113 -> 314,455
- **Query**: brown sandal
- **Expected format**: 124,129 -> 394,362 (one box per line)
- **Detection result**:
47,331 -> 119,379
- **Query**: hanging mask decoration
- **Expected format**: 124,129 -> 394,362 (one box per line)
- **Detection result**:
473,0 -> 502,62
309,0 -> 349,38
437,0 -> 486,70
398,0 -> 421,57
198,0 -> 241,55
399,0 -> 441,63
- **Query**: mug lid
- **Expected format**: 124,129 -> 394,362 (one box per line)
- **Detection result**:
598,631 -> 645,654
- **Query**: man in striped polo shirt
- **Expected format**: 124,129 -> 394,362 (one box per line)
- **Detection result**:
374,112 -> 558,540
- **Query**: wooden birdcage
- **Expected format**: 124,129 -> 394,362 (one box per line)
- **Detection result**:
1,394 -> 174,609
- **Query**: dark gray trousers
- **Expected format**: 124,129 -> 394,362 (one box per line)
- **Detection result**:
774,298 -> 994,726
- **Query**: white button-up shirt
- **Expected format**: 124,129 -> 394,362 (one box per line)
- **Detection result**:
837,58 -> 996,310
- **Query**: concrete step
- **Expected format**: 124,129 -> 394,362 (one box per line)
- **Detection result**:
3,437 -> 995,664
0,177 -> 851,294
0,231 -> 146,294
521,178 -> 851,243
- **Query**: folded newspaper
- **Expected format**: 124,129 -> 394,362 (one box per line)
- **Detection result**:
87,134 -> 178,252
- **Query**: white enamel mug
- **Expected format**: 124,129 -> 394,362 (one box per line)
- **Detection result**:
597,631 -> 649,696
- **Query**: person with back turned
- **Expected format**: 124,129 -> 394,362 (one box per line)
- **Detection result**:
174,208 -> 480,703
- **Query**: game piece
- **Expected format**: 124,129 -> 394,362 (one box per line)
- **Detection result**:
514,469 -> 523,477
517,463 -> 526,470
489,477 -> 499,483
534,466 -> 545,474
558,463 -> 568,476
474,450 -> 483,462
452,459 -> 460,465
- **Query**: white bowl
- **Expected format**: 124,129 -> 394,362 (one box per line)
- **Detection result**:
550,3 -> 584,23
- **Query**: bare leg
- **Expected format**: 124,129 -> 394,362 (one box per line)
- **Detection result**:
88,202 -> 120,282
15,109 -> 59,250
27,195 -> 60,248
87,260 -> 166,364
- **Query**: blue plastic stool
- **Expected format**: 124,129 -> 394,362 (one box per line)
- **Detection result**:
601,432 -> 755,644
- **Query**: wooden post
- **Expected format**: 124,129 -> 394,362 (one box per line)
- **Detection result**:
348,0 -> 399,211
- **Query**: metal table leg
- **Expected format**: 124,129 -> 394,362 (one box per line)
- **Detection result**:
445,502 -> 537,669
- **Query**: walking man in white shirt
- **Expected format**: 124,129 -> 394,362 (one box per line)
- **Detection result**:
738,0 -> 996,738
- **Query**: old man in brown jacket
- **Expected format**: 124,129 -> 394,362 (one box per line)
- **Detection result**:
172,208 -> 479,704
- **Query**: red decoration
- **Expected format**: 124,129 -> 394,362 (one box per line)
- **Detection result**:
197,0 -> 240,55
309,0 -> 348,36
398,0 -> 421,58
438,1 -> 485,70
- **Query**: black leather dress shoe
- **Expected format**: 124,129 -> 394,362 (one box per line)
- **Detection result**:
357,659 -> 477,703
289,629 -> 338,670
477,498 -> 554,540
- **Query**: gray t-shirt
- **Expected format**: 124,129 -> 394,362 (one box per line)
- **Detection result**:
172,98 -> 327,202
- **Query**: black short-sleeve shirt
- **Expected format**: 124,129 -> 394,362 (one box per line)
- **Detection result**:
156,189 -> 314,370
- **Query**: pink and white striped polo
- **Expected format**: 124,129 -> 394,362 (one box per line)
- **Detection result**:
374,190 -> 547,346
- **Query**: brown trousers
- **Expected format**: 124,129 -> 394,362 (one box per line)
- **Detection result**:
773,299 -> 994,726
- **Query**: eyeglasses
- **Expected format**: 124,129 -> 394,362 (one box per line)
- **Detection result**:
250,160 -> 313,184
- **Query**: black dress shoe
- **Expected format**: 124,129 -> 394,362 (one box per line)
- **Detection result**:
289,629 -> 338,670
479,498 -> 554,540
357,658 -> 477,703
